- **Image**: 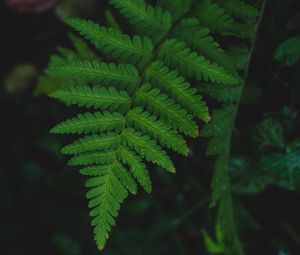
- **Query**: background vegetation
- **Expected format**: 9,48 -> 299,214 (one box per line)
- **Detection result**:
0,0 -> 300,254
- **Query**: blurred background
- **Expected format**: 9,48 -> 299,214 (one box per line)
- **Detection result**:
0,0 -> 300,255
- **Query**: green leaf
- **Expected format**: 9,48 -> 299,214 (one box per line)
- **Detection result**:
50,112 -> 125,134
50,86 -> 131,111
275,36 -> 300,66
159,39 -> 239,85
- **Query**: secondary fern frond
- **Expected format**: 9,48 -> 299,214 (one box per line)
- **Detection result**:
46,0 -> 260,250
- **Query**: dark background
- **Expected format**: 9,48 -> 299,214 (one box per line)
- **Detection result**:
0,0 -> 300,255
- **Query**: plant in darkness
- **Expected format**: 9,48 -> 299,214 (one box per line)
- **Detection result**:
42,0 -> 266,252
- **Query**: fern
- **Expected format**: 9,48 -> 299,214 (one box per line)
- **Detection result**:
45,0 -> 262,250
199,1 -> 265,254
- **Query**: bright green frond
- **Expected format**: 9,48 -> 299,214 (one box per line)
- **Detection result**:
65,18 -> 153,66
122,128 -> 175,173
109,0 -> 172,42
50,112 -> 125,134
128,107 -> 188,155
47,60 -> 139,89
62,133 -> 120,155
145,61 -> 209,121
159,39 -> 239,85
45,0 -> 261,250
119,146 -> 152,193
50,86 -> 131,111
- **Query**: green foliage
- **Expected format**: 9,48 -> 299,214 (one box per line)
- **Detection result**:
43,0 -> 261,251
275,35 -> 300,66
231,109 -> 300,194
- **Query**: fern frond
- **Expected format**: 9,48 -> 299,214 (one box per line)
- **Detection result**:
128,107 -> 188,155
119,146 -> 152,193
123,128 -> 175,172
50,112 -> 125,134
62,133 -> 120,155
65,18 -> 153,67
85,164 -> 128,250
109,0 -> 172,42
145,61 -> 209,121
135,84 -> 198,137
50,86 -> 131,111
48,61 -> 139,89
46,0 -> 261,250
158,39 -> 239,84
